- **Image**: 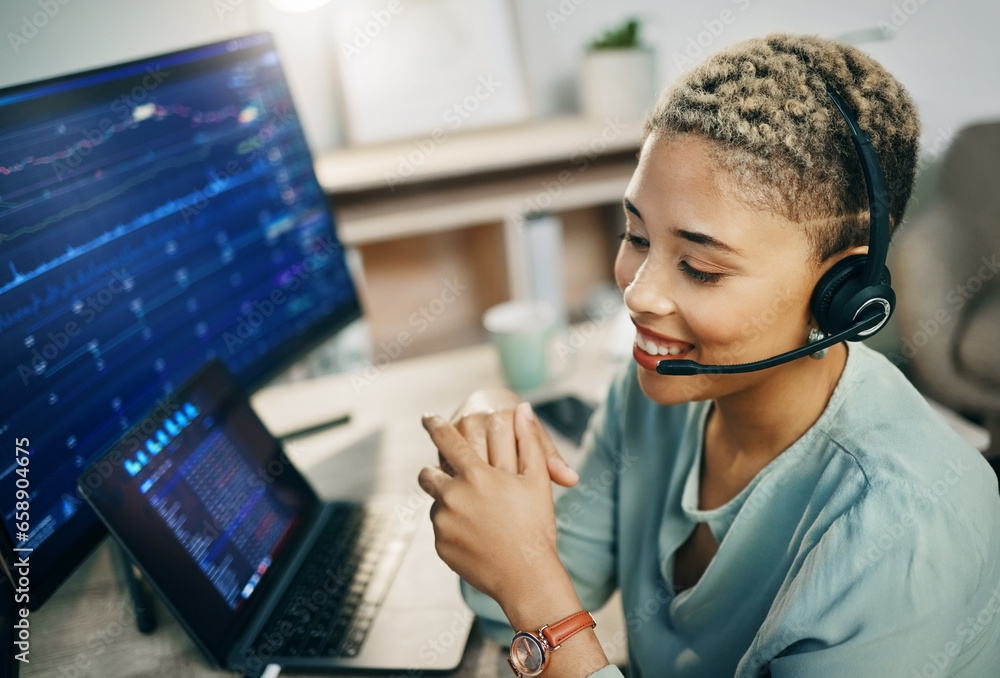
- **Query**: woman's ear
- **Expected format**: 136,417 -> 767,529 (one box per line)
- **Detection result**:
808,244 -> 872,326
814,244 -> 869,280
839,244 -> 869,259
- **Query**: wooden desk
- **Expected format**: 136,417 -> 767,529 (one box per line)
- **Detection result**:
23,318 -> 629,677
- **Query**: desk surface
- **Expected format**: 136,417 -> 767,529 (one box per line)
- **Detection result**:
23,322 -> 627,678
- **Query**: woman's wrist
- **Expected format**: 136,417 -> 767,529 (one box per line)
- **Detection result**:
498,555 -> 584,633
498,557 -> 610,676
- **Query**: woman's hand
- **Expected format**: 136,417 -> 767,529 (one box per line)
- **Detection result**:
419,403 -> 613,676
444,388 -> 579,487
418,403 -> 567,606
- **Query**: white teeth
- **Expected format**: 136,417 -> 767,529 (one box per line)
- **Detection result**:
636,333 -> 687,356
637,336 -> 657,355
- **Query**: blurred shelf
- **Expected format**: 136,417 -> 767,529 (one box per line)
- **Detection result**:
315,115 -> 643,195
334,157 -> 635,246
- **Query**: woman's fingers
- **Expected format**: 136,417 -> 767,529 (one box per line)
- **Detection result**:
453,415 -> 489,464
450,410 -> 517,473
485,411 -> 517,474
430,397 -> 580,486
546,454 -> 581,488
417,464 -> 450,501
514,402 -> 580,487
450,388 -> 523,419
422,414 -> 482,477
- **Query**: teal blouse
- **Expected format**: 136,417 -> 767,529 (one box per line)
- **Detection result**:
462,343 -> 1000,677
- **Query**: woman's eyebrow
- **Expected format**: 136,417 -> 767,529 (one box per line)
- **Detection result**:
672,228 -> 743,257
623,197 -> 642,220
624,197 -> 742,257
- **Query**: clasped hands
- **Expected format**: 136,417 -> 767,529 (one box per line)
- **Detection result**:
416,389 -> 579,607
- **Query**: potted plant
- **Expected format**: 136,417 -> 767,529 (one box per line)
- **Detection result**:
580,18 -> 656,122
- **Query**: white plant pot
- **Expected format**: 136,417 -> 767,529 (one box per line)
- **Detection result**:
580,47 -> 656,123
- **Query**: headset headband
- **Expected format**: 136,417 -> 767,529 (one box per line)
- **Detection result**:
823,83 -> 891,287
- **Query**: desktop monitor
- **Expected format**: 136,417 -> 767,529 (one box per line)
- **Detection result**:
0,33 -> 361,608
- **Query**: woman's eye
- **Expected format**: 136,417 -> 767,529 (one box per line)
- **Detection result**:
679,260 -> 723,285
617,232 -> 649,249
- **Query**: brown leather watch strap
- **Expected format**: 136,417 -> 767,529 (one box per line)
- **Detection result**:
540,610 -> 596,649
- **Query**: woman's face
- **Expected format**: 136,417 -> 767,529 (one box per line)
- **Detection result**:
614,132 -> 832,405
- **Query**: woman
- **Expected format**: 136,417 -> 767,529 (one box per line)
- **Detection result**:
417,34 -> 1000,677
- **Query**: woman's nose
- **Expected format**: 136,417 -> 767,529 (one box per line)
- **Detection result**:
623,260 -> 677,317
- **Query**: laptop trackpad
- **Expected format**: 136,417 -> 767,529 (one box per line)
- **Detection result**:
384,517 -> 468,608
354,607 -> 473,670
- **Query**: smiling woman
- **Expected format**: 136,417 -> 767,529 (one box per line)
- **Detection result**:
418,33 -> 1000,678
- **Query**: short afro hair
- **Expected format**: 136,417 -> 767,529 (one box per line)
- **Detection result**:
643,33 -> 921,262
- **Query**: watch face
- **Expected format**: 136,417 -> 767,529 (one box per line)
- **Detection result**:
511,632 -> 546,676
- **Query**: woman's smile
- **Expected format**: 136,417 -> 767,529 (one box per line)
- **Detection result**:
631,320 -> 694,371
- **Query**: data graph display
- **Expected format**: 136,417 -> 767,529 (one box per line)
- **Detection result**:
0,33 -> 359,606
147,424 -> 295,610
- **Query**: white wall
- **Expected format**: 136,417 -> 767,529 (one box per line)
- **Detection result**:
510,0 -> 1000,163
0,0 -> 346,150
0,0 -> 255,84
1,0 -> 998,158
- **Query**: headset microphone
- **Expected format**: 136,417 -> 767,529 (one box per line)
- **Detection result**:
656,309 -> 884,376
657,80 -> 896,377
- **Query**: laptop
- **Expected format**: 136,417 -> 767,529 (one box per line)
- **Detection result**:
77,358 -> 473,676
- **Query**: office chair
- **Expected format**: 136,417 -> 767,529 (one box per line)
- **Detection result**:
891,120 -> 1000,462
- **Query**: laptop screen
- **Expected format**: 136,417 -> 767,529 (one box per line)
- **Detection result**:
77,359 -> 320,662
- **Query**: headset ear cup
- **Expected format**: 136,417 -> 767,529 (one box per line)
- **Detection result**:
811,255 -> 868,335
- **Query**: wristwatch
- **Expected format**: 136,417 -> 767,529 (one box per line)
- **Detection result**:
507,610 -> 596,677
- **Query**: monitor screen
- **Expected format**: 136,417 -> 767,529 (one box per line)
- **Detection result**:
0,33 -> 360,608
78,358 -> 320,663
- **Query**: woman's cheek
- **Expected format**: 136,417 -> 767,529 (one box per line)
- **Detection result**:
684,298 -> 747,357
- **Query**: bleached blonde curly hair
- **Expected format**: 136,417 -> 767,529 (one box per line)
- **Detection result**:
643,33 -> 921,262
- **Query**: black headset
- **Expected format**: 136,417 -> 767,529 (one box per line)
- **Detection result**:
657,82 -> 895,375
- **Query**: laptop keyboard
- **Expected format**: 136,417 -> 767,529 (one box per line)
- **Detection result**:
250,503 -> 411,660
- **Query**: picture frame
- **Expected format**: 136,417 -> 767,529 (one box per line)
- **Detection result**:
330,0 -> 532,146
